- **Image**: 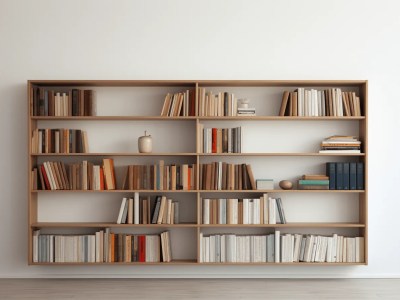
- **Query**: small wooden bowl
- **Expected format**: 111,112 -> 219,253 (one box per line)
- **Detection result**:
279,180 -> 293,190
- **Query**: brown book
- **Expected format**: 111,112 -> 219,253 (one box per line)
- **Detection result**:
103,158 -> 115,190
292,92 -> 298,116
238,200 -> 243,224
212,199 -> 218,224
143,198 -> 148,224
221,162 -> 227,190
205,164 -> 211,190
298,185 -> 329,190
234,164 -> 239,190
241,164 -> 248,190
279,91 -> 290,116
355,96 -> 361,116
288,92 -> 293,116
229,164 -> 235,190
328,89 -> 333,116
210,163 -> 215,190
49,162 -> 60,190
302,174 -> 329,180
238,164 -> 242,190
246,164 -> 256,190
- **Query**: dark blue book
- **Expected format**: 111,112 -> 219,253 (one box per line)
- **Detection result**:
336,162 -> 343,190
350,162 -> 357,190
343,163 -> 350,190
357,162 -> 364,190
326,162 -> 336,190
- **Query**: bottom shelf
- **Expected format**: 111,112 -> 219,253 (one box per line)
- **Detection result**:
29,261 -> 366,266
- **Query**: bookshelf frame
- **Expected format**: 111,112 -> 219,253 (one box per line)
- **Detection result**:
28,80 -> 368,266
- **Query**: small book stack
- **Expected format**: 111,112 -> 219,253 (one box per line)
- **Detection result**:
298,175 -> 329,190
198,126 -> 242,153
319,136 -> 361,154
31,129 -> 89,154
160,90 -> 196,117
237,107 -> 256,116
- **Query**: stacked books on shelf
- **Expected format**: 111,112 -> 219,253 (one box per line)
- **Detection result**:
121,161 -> 196,191
298,175 -> 329,190
202,194 -> 286,225
199,162 -> 256,190
117,194 -> 179,225
31,129 -> 89,154
200,231 -> 364,263
31,158 -> 116,190
326,162 -> 364,190
31,87 -> 96,116
279,88 -> 362,117
32,229 -> 172,263
160,90 -> 196,117
237,107 -> 256,116
319,135 -> 361,154
198,125 -> 242,153
197,88 -> 238,116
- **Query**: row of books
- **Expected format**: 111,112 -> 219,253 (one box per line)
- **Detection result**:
197,89 -> 238,117
31,87 -> 96,117
198,126 -> 242,153
33,230 -> 172,263
326,162 -> 364,190
160,90 -> 196,117
279,88 -> 362,117
117,194 -> 179,225
319,135 -> 361,154
121,162 -> 196,191
202,195 -> 286,225
200,232 -> 364,263
32,159 -> 116,190
31,129 -> 89,154
199,162 -> 256,190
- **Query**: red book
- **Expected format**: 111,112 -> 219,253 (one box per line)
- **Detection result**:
187,166 -> 191,191
139,235 -> 146,262
40,165 -> 51,190
212,128 -> 217,153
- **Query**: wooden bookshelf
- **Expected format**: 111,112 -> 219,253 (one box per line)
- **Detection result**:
28,80 -> 368,265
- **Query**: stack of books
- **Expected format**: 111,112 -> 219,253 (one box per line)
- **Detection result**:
298,175 -> 329,190
319,135 -> 361,154
237,107 -> 256,116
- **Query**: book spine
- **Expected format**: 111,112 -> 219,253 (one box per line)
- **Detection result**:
349,162 -> 357,190
343,163 -> 349,190
336,162 -> 343,190
356,162 -> 364,190
326,162 -> 336,190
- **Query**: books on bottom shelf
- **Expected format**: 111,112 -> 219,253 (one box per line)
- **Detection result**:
202,194 -> 286,225
117,193 -> 180,225
200,231 -> 365,263
32,229 -> 172,263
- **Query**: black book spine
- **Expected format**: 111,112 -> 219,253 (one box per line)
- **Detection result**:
343,162 -> 350,190
72,89 -> 79,116
357,162 -> 364,190
326,162 -> 336,190
44,90 -> 49,116
336,162 -> 344,190
224,92 -> 228,116
349,162 -> 357,190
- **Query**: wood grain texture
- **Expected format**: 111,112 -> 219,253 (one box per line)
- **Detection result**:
0,279 -> 398,300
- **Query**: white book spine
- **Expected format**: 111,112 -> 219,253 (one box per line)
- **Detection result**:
134,192 -> 140,224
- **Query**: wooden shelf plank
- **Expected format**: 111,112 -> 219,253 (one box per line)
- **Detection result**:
31,222 -> 198,228
198,190 -> 365,193
32,190 -> 199,193
31,152 -> 197,157
28,261 -> 366,266
31,152 -> 365,157
199,223 -> 365,228
30,116 -> 197,121
30,116 -> 365,121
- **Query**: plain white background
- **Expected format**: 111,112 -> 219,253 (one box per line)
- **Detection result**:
0,0 -> 399,278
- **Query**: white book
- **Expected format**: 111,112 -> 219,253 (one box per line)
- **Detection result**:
243,199 -> 249,224
267,234 -> 275,262
332,233 -> 338,262
297,88 -> 304,117
293,234 -> 302,262
221,235 -> 226,263
199,232 -> 203,263
248,199 -> 254,224
337,88 -> 343,117
274,231 -> 280,263
268,197 -> 276,224
203,199 -> 210,225
356,237 -> 365,263
313,89 -> 318,116
263,194 -> 269,224
134,192 -> 140,224
327,237 -> 333,262
116,198 -> 127,224
253,198 -> 260,224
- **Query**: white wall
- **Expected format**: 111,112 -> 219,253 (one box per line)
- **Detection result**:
0,0 -> 399,278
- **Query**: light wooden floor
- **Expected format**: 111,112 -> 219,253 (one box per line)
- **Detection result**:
0,279 -> 399,299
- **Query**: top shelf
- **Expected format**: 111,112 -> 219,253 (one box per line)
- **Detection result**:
30,116 -> 365,121
28,79 -> 367,87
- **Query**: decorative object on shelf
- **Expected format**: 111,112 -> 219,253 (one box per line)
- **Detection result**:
279,180 -> 293,190
138,131 -> 152,153
256,179 -> 274,190
238,98 -> 249,109
237,98 -> 256,116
